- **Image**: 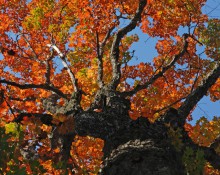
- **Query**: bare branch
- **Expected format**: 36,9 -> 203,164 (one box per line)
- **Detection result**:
45,59 -> 51,85
20,33 -> 39,60
44,50 -> 54,85
178,61 -> 220,123
190,58 -> 202,93
109,0 -> 147,90
9,96 -> 36,102
0,79 -> 67,99
15,34 -> 40,62
121,34 -> 190,97
14,113 -> 53,125
0,90 -> 16,118
47,44 -> 79,93
100,27 -> 115,53
155,96 -> 187,114
96,28 -> 114,88
96,32 -> 104,88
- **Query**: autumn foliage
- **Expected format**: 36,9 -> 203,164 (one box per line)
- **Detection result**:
0,0 -> 220,174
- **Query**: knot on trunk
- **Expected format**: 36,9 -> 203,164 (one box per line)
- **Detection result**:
43,91 -> 82,116
107,96 -> 130,112
156,108 -> 184,129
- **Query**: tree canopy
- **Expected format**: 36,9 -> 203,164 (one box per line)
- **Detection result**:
0,0 -> 220,174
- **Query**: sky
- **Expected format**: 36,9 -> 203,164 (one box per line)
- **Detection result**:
129,0 -> 220,124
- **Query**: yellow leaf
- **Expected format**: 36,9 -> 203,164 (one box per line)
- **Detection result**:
41,124 -> 52,132
5,122 -> 18,135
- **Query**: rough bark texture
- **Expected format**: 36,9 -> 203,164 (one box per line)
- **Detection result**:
101,117 -> 185,175
73,98 -> 186,175
73,94 -> 220,174
15,91 -> 220,174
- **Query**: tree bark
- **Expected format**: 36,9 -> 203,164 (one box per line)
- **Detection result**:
101,118 -> 186,175
73,98 -> 186,175
16,93 -> 220,174
72,93 -> 220,174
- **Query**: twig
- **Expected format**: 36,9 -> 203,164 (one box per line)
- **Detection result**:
0,90 -> 16,118
155,96 -> 187,114
45,50 -> 54,85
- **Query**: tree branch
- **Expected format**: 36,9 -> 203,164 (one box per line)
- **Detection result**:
14,113 -> 53,125
9,96 -> 36,102
20,32 -> 38,60
47,44 -> 79,93
44,50 -> 54,85
96,27 -> 114,89
96,32 -> 104,88
121,34 -> 190,97
45,59 -> 51,85
182,125 -> 220,169
157,107 -> 220,170
0,79 -> 67,99
203,146 -> 220,169
181,123 -> 220,169
109,0 -> 147,90
178,61 -> 220,123
155,96 -> 187,114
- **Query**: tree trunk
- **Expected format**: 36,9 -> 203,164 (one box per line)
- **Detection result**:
101,116 -> 185,175
74,97 -> 186,175
19,94 -> 220,174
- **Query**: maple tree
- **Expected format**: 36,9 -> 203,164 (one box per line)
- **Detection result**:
0,0 -> 220,174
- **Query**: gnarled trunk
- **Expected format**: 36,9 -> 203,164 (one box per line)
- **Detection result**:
101,118 -> 185,175
74,97 -> 186,175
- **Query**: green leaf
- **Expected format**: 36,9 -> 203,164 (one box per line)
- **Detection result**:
5,122 -> 19,136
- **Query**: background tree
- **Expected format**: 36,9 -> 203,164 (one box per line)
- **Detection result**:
0,0 -> 220,174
